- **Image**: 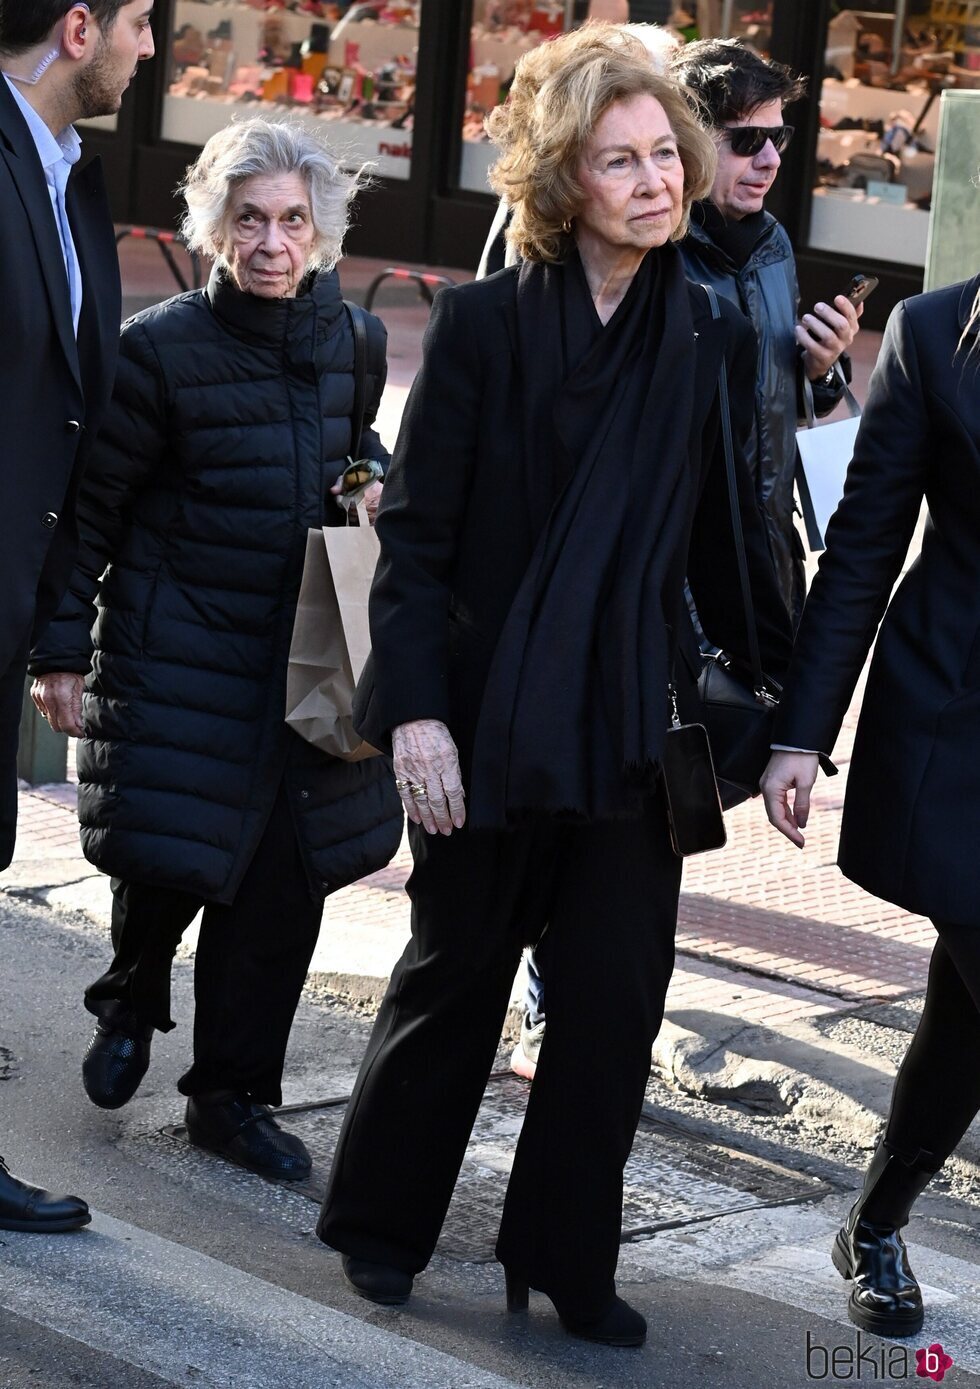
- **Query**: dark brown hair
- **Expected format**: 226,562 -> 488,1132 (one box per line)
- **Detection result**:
0,1 -> 129,55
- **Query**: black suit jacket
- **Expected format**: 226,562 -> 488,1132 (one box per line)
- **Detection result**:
0,78 -> 120,678
355,266 -> 793,778
774,276 -> 980,923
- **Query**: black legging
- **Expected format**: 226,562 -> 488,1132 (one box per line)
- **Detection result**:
885,919 -> 980,1168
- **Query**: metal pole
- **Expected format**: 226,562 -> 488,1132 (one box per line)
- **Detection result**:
892,0 -> 909,76
721,0 -> 736,38
564,0 -> 576,32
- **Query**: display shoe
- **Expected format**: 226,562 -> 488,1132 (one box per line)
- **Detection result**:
185,1093 -> 312,1181
340,1255 -> 414,1306
82,1012 -> 154,1109
509,1015 -> 545,1082
504,1270 -> 646,1347
831,1139 -> 938,1338
0,1157 -> 90,1233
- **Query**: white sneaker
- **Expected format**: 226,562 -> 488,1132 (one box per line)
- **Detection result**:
510,1015 -> 545,1081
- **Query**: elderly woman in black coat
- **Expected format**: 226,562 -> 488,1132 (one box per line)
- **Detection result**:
762,274 -> 980,1340
29,117 -> 402,1180
316,27 -> 792,1345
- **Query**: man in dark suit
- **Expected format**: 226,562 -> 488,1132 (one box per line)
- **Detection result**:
0,0 -> 154,1231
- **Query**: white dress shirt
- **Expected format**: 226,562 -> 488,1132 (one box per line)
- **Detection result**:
3,74 -> 83,335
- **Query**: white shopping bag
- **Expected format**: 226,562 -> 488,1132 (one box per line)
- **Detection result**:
795,365 -> 862,551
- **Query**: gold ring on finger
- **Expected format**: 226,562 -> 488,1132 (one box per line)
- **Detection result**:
409,783 -> 427,798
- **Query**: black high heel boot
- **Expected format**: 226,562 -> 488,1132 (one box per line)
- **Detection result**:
504,1270 -> 646,1347
831,1140 -> 939,1338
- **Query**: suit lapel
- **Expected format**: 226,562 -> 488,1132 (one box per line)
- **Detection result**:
0,80 -> 81,392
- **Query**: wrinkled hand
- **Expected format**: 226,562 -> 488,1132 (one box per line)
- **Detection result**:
797,295 -> 862,382
760,751 -> 820,849
31,672 -> 86,737
330,477 -> 383,526
392,718 -> 466,836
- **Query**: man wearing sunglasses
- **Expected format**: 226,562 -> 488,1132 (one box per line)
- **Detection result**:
670,39 -> 862,625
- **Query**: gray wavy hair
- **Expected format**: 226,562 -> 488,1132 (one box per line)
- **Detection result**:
180,117 -> 364,272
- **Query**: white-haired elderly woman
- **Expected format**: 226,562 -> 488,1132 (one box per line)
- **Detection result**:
29,117 -> 402,1180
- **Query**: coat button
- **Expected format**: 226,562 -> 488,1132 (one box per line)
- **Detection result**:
66,420 -> 82,433
299,789 -> 310,800
41,512 -> 58,529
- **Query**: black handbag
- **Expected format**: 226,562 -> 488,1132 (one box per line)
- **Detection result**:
694,285 -> 782,809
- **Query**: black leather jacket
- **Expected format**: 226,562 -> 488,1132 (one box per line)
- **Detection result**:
679,208 -> 846,621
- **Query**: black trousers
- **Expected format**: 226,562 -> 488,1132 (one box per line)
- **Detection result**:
318,797 -> 682,1316
84,782 -> 323,1106
886,918 -> 980,1168
0,653 -> 28,872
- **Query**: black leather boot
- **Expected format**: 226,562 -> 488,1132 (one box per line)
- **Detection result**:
340,1255 -> 414,1306
82,1009 -> 154,1109
0,1158 -> 90,1233
185,1093 -> 312,1181
831,1140 -> 938,1338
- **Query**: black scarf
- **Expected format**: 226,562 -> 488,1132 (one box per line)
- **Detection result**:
693,200 -> 768,270
469,244 -> 698,828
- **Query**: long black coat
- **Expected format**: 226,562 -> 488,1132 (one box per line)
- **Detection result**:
774,276 -> 980,925
31,267 -> 403,903
0,81 -> 120,864
355,268 -> 794,772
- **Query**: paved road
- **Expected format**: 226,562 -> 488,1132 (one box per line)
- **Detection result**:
3,893 -> 979,1389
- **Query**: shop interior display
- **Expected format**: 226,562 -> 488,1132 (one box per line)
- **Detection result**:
810,5 -> 978,263
164,1 -> 420,170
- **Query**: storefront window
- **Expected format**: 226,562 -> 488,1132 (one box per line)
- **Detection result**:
809,3 -> 969,269
673,2 -> 771,47
457,2 -> 773,195
458,2 -> 575,195
162,2 -> 421,181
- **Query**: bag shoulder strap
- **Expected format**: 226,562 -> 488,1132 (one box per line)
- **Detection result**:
701,283 -> 766,695
344,299 -> 370,456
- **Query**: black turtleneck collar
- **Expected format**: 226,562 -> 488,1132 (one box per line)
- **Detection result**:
692,200 -> 769,271
204,261 -> 345,343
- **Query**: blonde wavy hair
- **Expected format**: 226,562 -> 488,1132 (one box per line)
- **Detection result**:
487,23 -> 716,264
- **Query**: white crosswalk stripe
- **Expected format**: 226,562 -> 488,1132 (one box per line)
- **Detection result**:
0,1212 -> 524,1389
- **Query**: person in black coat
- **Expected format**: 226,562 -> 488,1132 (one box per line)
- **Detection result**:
0,0 -> 153,1235
761,276 -> 980,1341
30,117 -> 403,1182
316,27 -> 792,1344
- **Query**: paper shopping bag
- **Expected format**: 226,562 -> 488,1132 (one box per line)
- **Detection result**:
795,366 -> 862,552
285,511 -> 381,762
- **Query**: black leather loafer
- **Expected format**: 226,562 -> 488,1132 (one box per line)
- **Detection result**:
184,1094 -> 312,1181
341,1255 -> 413,1306
82,1015 -> 153,1109
0,1158 -> 90,1233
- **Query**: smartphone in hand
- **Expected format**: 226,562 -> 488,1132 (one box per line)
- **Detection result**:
843,273 -> 879,307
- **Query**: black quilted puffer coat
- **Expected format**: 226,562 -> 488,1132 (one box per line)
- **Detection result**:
30,264 -> 403,903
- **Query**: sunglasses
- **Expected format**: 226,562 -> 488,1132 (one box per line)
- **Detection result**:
723,124 -> 795,157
